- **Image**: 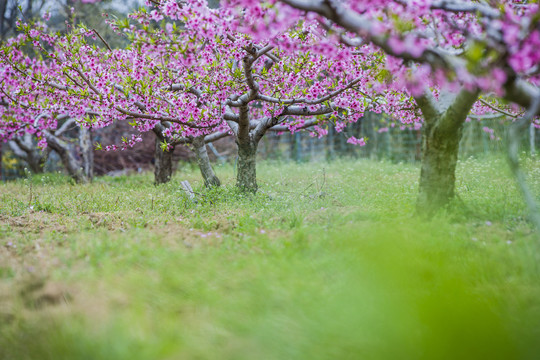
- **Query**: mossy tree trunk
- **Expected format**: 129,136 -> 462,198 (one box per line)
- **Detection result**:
415,89 -> 479,215
417,116 -> 463,214
232,103 -> 261,193
236,138 -> 258,192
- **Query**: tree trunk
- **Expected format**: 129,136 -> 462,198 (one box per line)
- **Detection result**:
26,150 -> 46,174
0,0 -> 8,38
10,136 -> 46,174
414,88 -> 479,216
45,132 -> 87,183
193,137 -> 220,187
236,139 -> 258,193
416,119 -> 463,215
154,136 -> 174,184
79,126 -> 94,181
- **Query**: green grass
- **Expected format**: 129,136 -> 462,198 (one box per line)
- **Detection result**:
1,157 -> 540,359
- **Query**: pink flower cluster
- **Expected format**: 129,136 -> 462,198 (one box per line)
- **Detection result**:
347,137 -> 367,146
1,0 -> 538,152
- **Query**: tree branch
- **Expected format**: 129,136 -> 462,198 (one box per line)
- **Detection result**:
413,91 -> 439,124
92,28 -> 112,51
54,117 -> 76,136
257,77 -> 361,106
439,87 -> 480,133
504,78 -> 540,117
479,98 -> 518,118
280,0 -> 449,67
204,130 -> 230,143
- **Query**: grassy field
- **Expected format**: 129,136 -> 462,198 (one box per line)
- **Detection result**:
1,156 -> 540,360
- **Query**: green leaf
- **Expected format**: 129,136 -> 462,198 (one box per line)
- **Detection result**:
160,140 -> 170,152
465,41 -> 485,65
376,69 -> 392,83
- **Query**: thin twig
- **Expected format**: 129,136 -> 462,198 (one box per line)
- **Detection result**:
479,98 -> 518,118
92,29 -> 112,51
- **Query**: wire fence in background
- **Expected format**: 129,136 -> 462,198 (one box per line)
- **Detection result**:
257,113 -> 524,163
1,113 -> 536,181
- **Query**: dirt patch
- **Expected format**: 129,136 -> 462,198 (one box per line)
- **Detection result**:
141,222 -> 225,249
0,235 -> 65,278
18,277 -> 73,309
0,274 -> 77,329
86,212 -> 130,231
0,210 -> 146,234
0,212 -> 72,234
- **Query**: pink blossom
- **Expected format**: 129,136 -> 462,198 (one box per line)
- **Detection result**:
347,136 -> 366,146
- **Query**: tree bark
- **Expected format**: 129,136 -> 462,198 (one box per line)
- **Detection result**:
154,136 -> 174,184
415,89 -> 479,215
10,136 -> 47,174
416,119 -> 463,214
193,137 -> 221,187
236,139 -> 258,192
28,152 -> 46,174
26,149 -> 46,174
0,0 -> 7,38
44,132 -> 87,183
79,126 -> 94,181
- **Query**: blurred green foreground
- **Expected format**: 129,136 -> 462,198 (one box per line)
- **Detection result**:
1,157 -> 539,360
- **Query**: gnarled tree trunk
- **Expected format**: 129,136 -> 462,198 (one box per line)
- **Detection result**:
9,138 -> 47,174
192,136 -> 221,187
236,138 -> 258,193
44,131 -> 88,183
26,150 -> 46,174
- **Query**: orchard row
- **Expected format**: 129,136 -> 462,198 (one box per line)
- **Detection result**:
1,0 -> 539,214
